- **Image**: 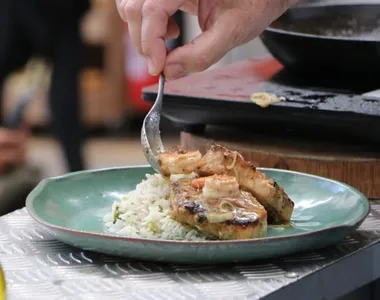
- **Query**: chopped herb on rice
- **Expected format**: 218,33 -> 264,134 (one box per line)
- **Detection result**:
103,173 -> 206,241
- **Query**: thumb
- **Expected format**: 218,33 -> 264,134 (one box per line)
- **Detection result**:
164,14 -> 241,80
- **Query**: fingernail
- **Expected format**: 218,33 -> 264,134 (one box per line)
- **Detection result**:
147,58 -> 158,76
165,64 -> 184,80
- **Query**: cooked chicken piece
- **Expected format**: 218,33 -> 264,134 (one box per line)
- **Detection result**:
250,92 -> 283,108
169,174 -> 267,240
157,147 -> 202,176
198,144 -> 294,224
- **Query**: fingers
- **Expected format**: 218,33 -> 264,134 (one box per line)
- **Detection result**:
165,17 -> 180,40
0,128 -> 26,147
164,13 -> 243,80
141,0 -> 185,75
116,0 -> 184,74
115,0 -> 128,21
180,0 -> 199,15
0,128 -> 27,172
0,145 -> 25,166
0,146 -> 25,173
20,122 -> 30,134
123,0 -> 145,54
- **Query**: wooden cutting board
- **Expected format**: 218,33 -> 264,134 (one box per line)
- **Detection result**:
180,126 -> 380,199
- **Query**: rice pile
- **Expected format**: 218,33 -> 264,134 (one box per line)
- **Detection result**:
103,174 -> 207,241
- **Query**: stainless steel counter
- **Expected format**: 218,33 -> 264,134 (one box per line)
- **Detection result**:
1,203 -> 380,300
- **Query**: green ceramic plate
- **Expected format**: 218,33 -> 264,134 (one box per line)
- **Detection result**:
26,166 -> 370,264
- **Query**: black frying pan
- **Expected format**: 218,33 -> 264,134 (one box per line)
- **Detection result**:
260,3 -> 380,79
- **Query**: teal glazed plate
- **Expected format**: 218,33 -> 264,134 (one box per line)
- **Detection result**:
26,166 -> 370,264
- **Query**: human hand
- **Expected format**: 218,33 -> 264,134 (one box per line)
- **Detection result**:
116,0 -> 298,80
0,127 -> 28,174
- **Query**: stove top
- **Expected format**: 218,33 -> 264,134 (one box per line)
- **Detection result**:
256,68 -> 380,115
143,57 -> 380,145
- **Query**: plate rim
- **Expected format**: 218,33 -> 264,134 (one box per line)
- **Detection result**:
25,165 -> 371,246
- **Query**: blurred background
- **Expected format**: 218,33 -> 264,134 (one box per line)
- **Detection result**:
1,0 -> 268,179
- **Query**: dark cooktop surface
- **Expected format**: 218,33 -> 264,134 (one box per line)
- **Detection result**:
143,57 -> 380,144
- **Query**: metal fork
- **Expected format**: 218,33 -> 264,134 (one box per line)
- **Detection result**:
141,73 -> 165,174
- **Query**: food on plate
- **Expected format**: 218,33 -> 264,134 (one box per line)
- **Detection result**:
157,147 -> 202,176
198,145 -> 294,224
103,173 -> 207,241
104,144 -> 293,241
169,174 -> 267,240
250,92 -> 283,108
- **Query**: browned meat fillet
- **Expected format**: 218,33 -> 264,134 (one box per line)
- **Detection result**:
157,147 -> 202,176
198,144 -> 294,224
169,174 -> 267,240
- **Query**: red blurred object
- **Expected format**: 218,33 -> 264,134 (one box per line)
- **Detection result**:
124,24 -> 158,112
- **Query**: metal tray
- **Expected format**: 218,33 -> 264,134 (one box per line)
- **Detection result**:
1,204 -> 380,299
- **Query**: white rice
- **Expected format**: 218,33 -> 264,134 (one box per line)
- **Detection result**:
103,173 -> 207,241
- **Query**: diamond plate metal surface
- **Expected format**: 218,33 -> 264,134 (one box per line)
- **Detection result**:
1,203 -> 380,300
